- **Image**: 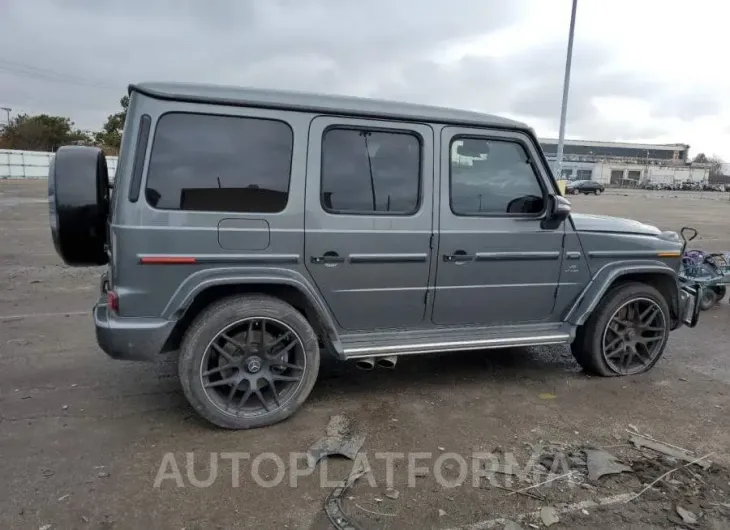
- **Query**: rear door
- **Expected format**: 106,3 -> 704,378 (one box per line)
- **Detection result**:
304,116 -> 434,331
432,127 -> 565,327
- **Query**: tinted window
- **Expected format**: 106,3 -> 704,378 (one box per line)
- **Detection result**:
450,138 -> 545,216
321,128 -> 420,214
145,113 -> 293,213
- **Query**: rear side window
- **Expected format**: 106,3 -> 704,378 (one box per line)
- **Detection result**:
321,128 -> 421,215
145,113 -> 293,213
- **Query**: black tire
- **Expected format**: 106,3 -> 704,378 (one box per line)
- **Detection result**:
178,294 -> 320,429
571,282 -> 670,377
48,146 -> 110,266
595,189 -> 602,195
711,285 -> 726,302
699,288 -> 717,311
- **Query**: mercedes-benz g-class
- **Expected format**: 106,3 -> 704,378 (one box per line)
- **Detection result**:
48,82 -> 700,429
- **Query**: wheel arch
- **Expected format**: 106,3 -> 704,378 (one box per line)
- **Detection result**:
566,262 -> 680,327
160,270 -> 341,356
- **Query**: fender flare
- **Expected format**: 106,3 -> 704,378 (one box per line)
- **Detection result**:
162,266 -> 340,342
565,260 -> 680,326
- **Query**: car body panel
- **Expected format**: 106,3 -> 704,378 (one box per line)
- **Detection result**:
78,82 -> 697,363
432,125 -> 566,326
302,116 -> 435,331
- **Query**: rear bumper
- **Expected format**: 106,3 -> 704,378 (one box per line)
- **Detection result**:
94,302 -> 176,362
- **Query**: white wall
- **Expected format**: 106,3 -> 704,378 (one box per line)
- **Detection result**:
0,149 -> 118,180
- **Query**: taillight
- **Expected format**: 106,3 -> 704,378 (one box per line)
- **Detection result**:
107,290 -> 119,313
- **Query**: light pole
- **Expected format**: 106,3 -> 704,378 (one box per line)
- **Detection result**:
0,107 -> 11,126
555,0 -> 578,179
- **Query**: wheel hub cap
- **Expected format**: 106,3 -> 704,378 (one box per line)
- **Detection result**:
246,356 -> 262,373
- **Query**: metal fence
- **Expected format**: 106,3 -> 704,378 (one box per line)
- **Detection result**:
0,149 -> 118,180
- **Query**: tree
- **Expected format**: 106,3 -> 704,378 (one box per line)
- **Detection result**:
0,113 -> 93,151
692,152 -> 724,177
95,95 -> 129,153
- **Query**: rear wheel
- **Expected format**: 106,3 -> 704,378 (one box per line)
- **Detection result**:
571,283 -> 670,377
595,188 -> 602,195
178,294 -> 320,429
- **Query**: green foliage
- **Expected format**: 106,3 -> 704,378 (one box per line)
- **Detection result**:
0,113 -> 93,151
0,94 -> 128,153
94,95 -> 129,152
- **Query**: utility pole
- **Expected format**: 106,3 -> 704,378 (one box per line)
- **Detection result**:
0,107 -> 11,126
555,0 -> 578,179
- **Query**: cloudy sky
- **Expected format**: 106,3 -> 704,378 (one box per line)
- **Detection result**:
1,0 -> 728,159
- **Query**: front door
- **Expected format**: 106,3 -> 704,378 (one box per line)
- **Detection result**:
304,116 -> 434,331
432,127 -> 565,327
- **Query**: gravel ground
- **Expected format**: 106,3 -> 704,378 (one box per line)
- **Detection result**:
1,180 -> 729,530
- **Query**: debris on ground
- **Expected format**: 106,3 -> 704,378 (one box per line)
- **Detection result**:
584,449 -> 633,481
384,488 -> 399,500
324,462 -> 371,530
629,433 -> 710,469
502,520 -> 525,530
326,414 -> 350,438
539,506 -> 559,526
354,502 -> 395,518
438,509 -> 447,517
676,505 -> 698,525
307,415 -> 366,469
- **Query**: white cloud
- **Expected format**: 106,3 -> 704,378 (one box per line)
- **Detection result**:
0,0 -> 727,159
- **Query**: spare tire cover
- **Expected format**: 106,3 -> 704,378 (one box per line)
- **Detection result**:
48,146 -> 110,266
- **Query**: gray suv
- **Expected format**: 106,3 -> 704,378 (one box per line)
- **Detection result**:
48,82 -> 701,429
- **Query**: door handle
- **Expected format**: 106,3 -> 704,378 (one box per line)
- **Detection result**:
443,251 -> 474,262
311,251 -> 345,264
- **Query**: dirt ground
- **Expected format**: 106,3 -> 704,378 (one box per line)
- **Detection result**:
1,180 -> 730,530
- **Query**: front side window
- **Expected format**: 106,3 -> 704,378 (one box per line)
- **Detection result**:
321,128 -> 421,215
450,137 -> 545,216
145,113 -> 293,213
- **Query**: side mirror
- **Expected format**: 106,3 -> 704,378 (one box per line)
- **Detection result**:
541,194 -> 571,230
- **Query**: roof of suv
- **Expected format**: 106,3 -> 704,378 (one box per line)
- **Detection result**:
130,81 -> 530,131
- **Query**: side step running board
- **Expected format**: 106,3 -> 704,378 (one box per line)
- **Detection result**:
344,333 -> 571,359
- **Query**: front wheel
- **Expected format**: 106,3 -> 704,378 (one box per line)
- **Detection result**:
571,283 -> 670,377
595,189 -> 602,195
178,294 -> 320,429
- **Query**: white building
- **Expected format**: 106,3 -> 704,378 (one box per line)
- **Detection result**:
539,138 -> 710,186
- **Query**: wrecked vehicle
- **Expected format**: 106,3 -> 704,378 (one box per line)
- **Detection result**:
48,81 -> 701,429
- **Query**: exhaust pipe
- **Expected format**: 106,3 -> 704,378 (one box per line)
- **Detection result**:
376,355 -> 398,370
355,358 -> 375,371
